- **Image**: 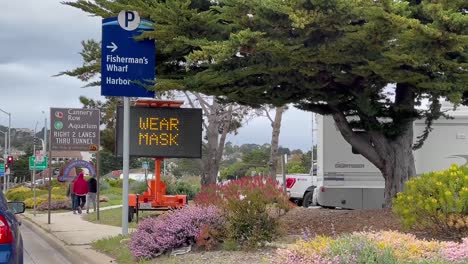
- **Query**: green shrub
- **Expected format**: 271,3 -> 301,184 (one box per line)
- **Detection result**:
6,187 -> 47,202
225,188 -> 279,248
6,187 -> 32,201
24,194 -> 67,208
327,234 -> 398,264
393,164 -> 468,239
195,176 -> 293,248
130,181 -> 149,194
163,177 -> 200,200
108,179 -> 124,188
99,180 -> 110,191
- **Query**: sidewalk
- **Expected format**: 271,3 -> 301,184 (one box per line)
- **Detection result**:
21,205 -> 124,264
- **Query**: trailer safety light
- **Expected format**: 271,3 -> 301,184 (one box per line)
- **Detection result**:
286,178 -> 296,189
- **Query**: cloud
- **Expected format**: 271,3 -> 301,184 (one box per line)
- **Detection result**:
0,0 -> 313,151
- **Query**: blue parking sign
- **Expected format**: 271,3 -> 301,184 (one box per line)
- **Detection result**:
101,11 -> 156,97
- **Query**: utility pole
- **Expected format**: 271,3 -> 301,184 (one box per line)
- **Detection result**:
0,131 -> 6,193
32,121 -> 38,216
0,109 -> 11,156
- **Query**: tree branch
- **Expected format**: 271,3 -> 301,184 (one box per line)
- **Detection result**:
184,92 -> 208,131
193,92 -> 211,115
264,108 -> 274,125
331,110 -> 384,169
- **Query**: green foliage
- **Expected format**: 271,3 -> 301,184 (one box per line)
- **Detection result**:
327,235 -> 398,264
170,158 -> 203,178
195,176 -> 294,248
163,177 -> 201,200
99,180 -> 110,191
24,194 -> 67,208
107,179 -> 124,188
393,164 -> 468,239
6,187 -> 47,202
220,161 -> 248,180
129,180 -> 149,194
225,188 -> 279,248
242,149 -> 269,168
287,161 -> 306,174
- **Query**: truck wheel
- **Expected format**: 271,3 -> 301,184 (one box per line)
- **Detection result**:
128,206 -> 135,222
303,192 -> 314,208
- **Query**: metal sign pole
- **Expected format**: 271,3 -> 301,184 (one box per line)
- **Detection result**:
33,153 -> 37,216
97,150 -> 101,221
122,97 -> 130,235
47,113 -> 52,224
282,154 -> 286,194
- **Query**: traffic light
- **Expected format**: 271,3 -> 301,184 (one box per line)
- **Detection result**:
33,137 -> 39,145
6,156 -> 13,164
4,164 -> 8,170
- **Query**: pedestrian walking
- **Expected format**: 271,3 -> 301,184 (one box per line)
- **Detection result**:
73,172 -> 88,214
86,175 -> 97,213
66,178 -> 77,214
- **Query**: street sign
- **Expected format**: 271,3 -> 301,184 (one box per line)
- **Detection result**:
116,107 -> 202,158
29,156 -> 48,170
50,108 -> 100,151
0,164 -> 4,177
101,10 -> 155,97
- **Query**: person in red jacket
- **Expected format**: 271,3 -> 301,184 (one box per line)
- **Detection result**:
73,172 -> 89,214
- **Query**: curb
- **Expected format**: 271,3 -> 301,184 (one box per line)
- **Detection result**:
20,215 -> 115,264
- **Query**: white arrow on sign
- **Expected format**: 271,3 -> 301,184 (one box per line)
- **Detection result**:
106,42 -> 118,52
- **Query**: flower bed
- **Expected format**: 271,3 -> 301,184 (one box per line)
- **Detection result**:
129,205 -> 224,260
273,231 -> 468,263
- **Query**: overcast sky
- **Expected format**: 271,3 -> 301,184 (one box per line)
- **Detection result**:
0,0 -> 313,151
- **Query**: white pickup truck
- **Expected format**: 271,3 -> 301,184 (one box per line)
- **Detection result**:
285,164 -> 317,207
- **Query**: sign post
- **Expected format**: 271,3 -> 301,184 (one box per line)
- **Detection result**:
101,10 -> 155,235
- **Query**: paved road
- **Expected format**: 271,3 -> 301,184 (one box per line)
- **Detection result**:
22,224 -> 72,264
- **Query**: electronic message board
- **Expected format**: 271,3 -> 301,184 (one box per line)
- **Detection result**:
116,107 -> 202,158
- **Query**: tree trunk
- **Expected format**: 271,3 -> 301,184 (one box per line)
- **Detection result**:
202,104 -> 220,185
380,125 -> 416,207
269,106 -> 285,179
330,83 -> 417,208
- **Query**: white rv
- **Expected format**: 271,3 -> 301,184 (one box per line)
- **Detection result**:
290,104 -> 468,209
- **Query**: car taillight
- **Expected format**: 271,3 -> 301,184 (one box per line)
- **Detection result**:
286,178 -> 296,189
0,215 -> 12,244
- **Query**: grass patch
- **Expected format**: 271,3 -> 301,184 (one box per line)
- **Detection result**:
93,235 -> 142,264
100,187 -> 123,206
83,207 -> 161,228
93,234 -> 207,264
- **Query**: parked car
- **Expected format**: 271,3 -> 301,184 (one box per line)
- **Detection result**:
0,191 -> 25,263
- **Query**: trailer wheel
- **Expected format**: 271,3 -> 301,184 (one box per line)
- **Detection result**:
128,206 -> 135,222
303,191 -> 314,208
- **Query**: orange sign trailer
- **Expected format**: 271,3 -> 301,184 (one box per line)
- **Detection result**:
127,100 -> 187,222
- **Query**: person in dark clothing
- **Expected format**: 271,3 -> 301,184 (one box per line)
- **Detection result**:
73,172 -> 88,214
86,175 -> 97,213
66,178 -> 77,213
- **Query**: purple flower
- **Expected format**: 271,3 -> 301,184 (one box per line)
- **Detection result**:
129,205 -> 224,260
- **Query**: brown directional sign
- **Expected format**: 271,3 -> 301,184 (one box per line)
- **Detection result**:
116,107 -> 202,158
50,108 -> 100,151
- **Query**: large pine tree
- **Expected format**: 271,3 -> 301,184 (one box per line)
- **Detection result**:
64,0 -> 468,206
